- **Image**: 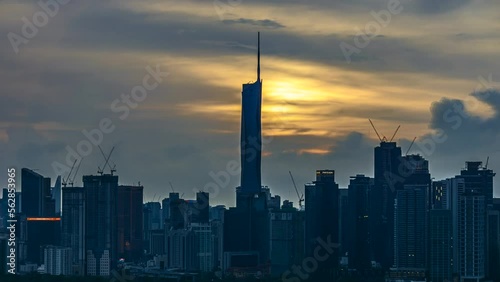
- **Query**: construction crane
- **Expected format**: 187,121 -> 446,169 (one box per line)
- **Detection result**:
485,156 -> 490,169
97,146 -> 116,175
405,137 -> 417,156
68,158 -> 83,187
169,182 -> 184,198
389,125 -> 401,142
369,119 -> 384,142
289,171 -> 304,209
62,159 -> 77,187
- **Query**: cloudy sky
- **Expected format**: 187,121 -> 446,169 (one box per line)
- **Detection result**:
1,0 -> 500,206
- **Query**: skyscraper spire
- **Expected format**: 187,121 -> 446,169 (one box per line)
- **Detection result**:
257,31 -> 260,82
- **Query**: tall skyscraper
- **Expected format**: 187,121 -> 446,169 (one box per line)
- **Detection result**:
143,201 -> 161,254
117,185 -> 143,262
305,170 -> 339,281
454,162 -> 494,281
270,203 -> 305,276
223,33 -> 271,276
459,192 -> 486,280
21,168 -> 53,217
370,141 -> 402,269
429,209 -> 453,282
488,198 -> 500,280
393,155 -> 429,270
240,32 -> 262,195
347,174 -> 372,270
52,176 -> 62,216
61,186 -> 85,275
83,174 -> 118,276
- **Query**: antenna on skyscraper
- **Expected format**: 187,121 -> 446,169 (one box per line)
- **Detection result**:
257,31 -> 260,82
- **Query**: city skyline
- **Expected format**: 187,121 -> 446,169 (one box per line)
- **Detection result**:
1,0 -> 500,207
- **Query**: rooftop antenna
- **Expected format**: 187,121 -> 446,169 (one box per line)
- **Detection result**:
389,125 -> 401,142
257,31 -> 260,82
485,156 -> 490,169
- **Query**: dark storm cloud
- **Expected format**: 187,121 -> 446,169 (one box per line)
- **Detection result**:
411,90 -> 500,195
416,0 -> 472,14
1,0 -> 500,202
222,18 -> 285,29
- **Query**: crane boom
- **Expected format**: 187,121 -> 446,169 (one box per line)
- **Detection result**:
69,158 -> 83,186
63,159 -> 77,187
369,119 -> 383,142
289,171 -> 304,208
390,125 -> 401,142
405,137 -> 417,155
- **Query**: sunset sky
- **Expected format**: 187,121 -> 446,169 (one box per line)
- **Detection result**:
1,0 -> 500,205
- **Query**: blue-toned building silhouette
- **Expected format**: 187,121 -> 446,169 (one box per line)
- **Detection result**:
223,33 -> 271,276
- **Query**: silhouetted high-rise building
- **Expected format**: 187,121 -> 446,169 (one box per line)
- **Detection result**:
393,155 -> 429,270
61,186 -> 85,275
83,174 -> 118,276
21,168 -> 54,217
347,175 -> 372,270
117,185 -> 143,262
270,203 -> 305,276
488,198 -> 500,281
223,33 -> 271,276
193,191 -> 209,223
338,188 -> 349,259
429,209 -> 453,282
459,192 -> 486,280
240,33 -> 262,195
143,201 -> 161,254
52,176 -> 62,216
371,141 -> 402,269
305,169 -> 339,281
168,193 -> 184,230
43,245 -> 72,275
458,161 -> 495,205
25,217 -> 61,265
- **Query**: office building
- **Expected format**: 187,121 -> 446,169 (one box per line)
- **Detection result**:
61,186 -> 85,275
223,33 -> 271,276
305,169 -> 339,281
83,174 -> 118,276
347,175 -> 372,270
117,185 -> 143,262
371,141 -> 402,269
43,245 -> 72,275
